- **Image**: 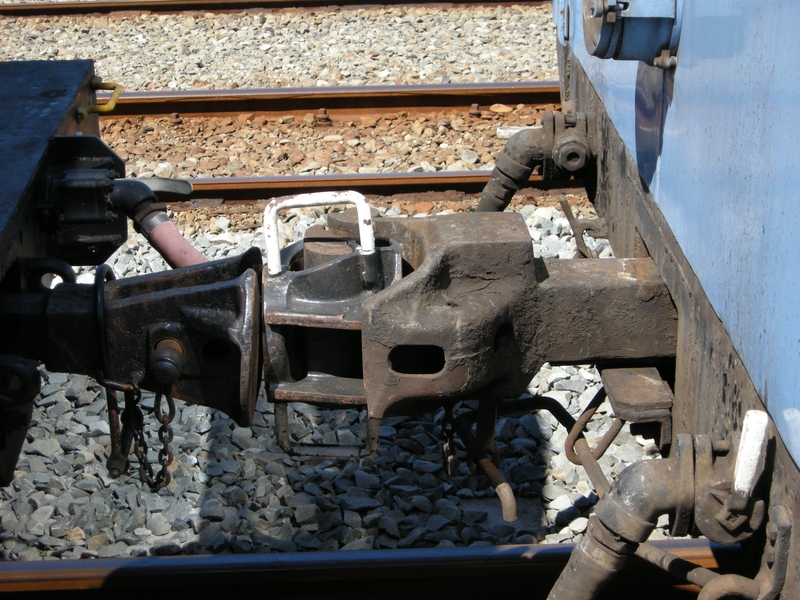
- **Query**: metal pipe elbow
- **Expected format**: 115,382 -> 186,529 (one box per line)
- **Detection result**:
595,438 -> 694,543
477,126 -> 547,212
110,179 -> 206,268
504,126 -> 547,166
109,179 -> 158,218
548,436 -> 696,600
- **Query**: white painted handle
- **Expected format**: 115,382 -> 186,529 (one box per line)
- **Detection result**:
263,191 -> 375,276
732,410 -> 769,502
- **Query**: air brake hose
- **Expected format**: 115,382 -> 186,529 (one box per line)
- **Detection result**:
548,437 -> 695,600
476,126 -> 546,212
547,517 -> 630,600
110,180 -> 206,268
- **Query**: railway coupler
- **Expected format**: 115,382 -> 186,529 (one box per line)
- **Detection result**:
261,191 -> 677,514
2,139 -> 679,503
0,248 -> 263,490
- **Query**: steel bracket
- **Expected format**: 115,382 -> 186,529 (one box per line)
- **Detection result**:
35,136 -> 128,266
601,366 -> 673,452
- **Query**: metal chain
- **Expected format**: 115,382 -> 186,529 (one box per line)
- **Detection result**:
130,389 -> 175,492
441,405 -> 456,476
98,373 -> 176,492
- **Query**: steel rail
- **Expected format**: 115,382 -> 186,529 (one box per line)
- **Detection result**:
0,539 -> 743,598
183,171 -> 579,201
98,82 -> 561,118
0,0 -> 549,17
96,83 -> 570,199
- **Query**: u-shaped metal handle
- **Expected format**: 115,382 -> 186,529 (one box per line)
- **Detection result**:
77,76 -> 124,121
263,190 -> 376,277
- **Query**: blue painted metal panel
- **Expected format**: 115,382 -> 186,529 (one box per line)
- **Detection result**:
563,1 -> 800,462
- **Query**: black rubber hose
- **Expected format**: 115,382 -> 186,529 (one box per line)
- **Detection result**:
109,178 -> 159,220
110,179 -> 207,267
477,126 -> 546,212
547,517 -> 629,600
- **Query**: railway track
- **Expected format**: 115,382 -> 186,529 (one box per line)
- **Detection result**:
0,540 -> 741,598
100,82 -> 562,118
96,81 -> 575,201
183,172 -> 574,202
0,3 -> 628,590
0,0 -> 549,17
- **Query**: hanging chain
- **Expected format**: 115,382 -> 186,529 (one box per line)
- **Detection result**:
129,388 -> 175,492
100,376 -> 176,493
441,405 -> 456,476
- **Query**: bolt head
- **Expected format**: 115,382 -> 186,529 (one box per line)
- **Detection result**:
151,358 -> 181,387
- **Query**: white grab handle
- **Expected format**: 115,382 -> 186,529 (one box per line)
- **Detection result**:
731,410 -> 769,510
263,191 -> 375,276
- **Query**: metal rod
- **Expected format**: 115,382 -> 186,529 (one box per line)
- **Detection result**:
104,388 -> 127,478
477,457 -> 518,522
263,191 -> 375,277
0,0 -> 552,17
185,171 -> 578,202
573,438 -> 611,496
634,542 -> 718,589
94,81 -> 562,117
0,540 -> 736,594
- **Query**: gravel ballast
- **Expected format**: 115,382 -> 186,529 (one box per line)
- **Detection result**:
0,6 -> 557,89
99,104 -> 559,179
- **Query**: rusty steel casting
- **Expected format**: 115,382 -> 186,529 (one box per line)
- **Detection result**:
0,249 -> 263,426
262,209 -> 676,441
364,213 -> 674,418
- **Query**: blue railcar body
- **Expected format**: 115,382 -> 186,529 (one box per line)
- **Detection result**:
558,0 -> 800,464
